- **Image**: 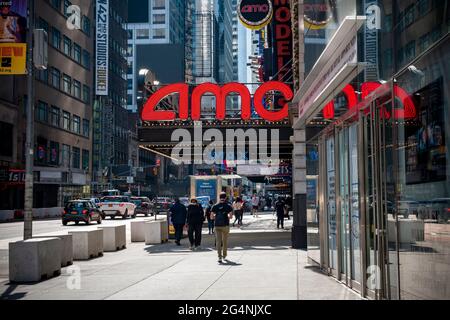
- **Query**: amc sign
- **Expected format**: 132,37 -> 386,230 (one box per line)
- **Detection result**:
238,0 -> 273,30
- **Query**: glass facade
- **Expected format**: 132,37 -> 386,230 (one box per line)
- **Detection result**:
304,0 -> 450,299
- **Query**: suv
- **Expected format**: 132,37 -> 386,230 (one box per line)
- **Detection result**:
154,197 -> 173,213
99,196 -> 137,219
130,196 -> 154,217
62,200 -> 102,226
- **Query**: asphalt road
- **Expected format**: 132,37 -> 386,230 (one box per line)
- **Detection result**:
0,215 -> 160,241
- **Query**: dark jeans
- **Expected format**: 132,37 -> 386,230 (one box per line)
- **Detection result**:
207,220 -> 215,233
188,223 -> 203,247
173,223 -> 184,242
277,215 -> 284,229
233,210 -> 243,226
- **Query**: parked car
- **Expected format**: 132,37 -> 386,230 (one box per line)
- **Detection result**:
62,200 -> 102,226
130,196 -> 154,217
154,197 -> 173,213
99,196 -> 136,219
81,197 -> 101,208
396,200 -> 419,218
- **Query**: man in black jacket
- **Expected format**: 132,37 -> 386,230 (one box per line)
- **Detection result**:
187,198 -> 204,250
170,199 -> 187,246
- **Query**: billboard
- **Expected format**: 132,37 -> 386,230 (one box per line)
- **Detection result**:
0,42 -> 25,74
0,0 -> 27,43
95,0 -> 109,95
0,0 -> 27,75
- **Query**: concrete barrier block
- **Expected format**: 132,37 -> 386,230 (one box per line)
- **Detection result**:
388,218 -> 425,243
34,234 -> 73,267
99,225 -> 126,251
9,238 -> 61,283
69,229 -> 104,260
131,220 -> 151,242
144,221 -> 163,245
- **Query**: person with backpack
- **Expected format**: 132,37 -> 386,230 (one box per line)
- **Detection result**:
169,198 -> 187,246
186,198 -> 204,250
205,200 -> 215,235
211,192 -> 233,263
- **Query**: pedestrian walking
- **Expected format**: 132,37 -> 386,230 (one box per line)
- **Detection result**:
211,192 -> 233,263
205,200 -> 215,234
169,198 -> 187,246
251,194 -> 259,218
232,197 -> 244,227
275,196 -> 286,229
187,198 -> 205,250
285,195 -> 292,220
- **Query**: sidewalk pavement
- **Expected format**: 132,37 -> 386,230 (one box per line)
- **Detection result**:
0,212 -> 361,300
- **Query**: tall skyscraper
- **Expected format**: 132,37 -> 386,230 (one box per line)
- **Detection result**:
125,0 -> 186,112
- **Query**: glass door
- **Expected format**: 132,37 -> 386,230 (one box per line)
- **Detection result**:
360,89 -> 397,300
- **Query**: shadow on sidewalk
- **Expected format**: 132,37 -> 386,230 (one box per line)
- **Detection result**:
144,231 -> 293,255
0,284 -> 27,300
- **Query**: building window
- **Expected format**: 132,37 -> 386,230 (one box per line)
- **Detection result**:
63,36 -> 72,56
50,106 -> 60,127
61,144 -> 70,167
153,28 -> 165,39
49,141 -> 59,165
127,29 -> 133,39
82,119 -> 90,137
50,0 -> 61,10
82,49 -> 90,69
63,74 -> 71,94
36,69 -> 48,83
82,149 -> 89,170
82,16 -> 91,36
418,0 -> 430,17
37,101 -> 48,122
73,80 -> 81,99
64,0 -> 72,17
38,17 -> 49,33
0,121 -> 13,157
127,79 -> 133,90
51,27 -> 61,49
153,14 -> 165,24
153,0 -> 165,9
83,85 -> 90,104
73,43 -> 81,63
73,115 -> 81,134
62,111 -> 71,130
51,67 -> 60,89
72,147 -> 80,169
127,94 -> 133,105
36,137 -> 47,164
136,29 -> 149,39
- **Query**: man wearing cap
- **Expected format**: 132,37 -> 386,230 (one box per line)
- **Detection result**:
211,192 -> 233,263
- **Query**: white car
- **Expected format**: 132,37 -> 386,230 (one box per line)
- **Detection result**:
99,196 -> 136,219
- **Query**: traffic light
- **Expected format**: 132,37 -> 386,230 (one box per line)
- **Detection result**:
156,159 -> 161,167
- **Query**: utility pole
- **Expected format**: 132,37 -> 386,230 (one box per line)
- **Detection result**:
24,0 -> 35,240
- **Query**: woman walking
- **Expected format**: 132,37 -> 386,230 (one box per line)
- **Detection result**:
232,197 -> 244,227
205,200 -> 215,234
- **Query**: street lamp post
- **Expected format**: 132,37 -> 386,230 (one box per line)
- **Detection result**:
24,0 -> 35,240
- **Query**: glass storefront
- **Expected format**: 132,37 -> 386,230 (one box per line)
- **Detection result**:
305,0 -> 449,299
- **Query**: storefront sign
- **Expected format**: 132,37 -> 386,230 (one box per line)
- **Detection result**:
238,0 -> 273,30
95,0 -> 109,95
0,43 -> 26,74
141,81 -> 293,122
0,168 -> 25,184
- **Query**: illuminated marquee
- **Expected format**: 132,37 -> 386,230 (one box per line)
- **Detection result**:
141,81 -> 294,122
322,82 -> 417,120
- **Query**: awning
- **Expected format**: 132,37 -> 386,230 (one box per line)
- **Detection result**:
292,16 -> 367,128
